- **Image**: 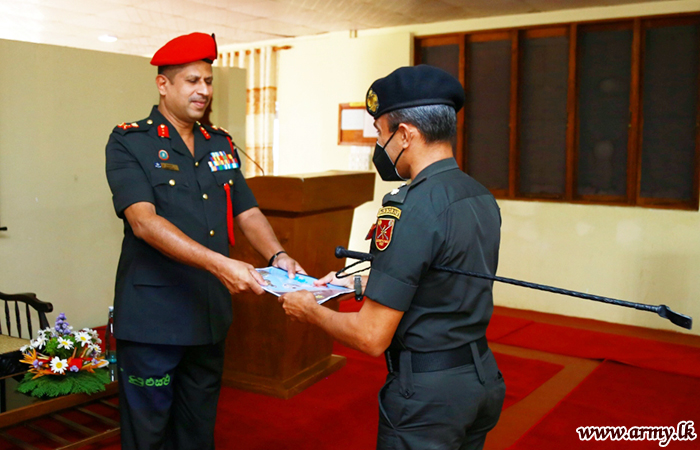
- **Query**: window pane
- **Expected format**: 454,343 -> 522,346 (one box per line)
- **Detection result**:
577,28 -> 632,197
519,35 -> 569,196
420,44 -> 460,80
640,24 -> 700,200
466,39 -> 511,191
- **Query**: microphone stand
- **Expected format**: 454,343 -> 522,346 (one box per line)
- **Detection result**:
334,247 -> 692,330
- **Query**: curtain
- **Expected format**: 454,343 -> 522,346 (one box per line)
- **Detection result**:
220,47 -> 279,177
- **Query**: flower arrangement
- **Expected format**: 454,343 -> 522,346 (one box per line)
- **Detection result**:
17,313 -> 110,398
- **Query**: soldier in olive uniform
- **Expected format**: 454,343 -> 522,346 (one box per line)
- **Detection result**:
105,33 -> 304,450
279,65 -> 505,450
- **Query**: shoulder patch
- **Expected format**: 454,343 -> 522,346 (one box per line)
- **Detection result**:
374,218 -> 395,251
377,206 -> 401,220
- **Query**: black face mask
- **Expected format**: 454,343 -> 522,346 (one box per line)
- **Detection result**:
372,130 -> 407,182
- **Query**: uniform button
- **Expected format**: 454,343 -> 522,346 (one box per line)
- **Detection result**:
195,161 -> 199,167
209,230 -> 215,236
202,193 -> 208,200
228,179 -> 233,185
169,179 -> 175,186
146,119 -> 153,125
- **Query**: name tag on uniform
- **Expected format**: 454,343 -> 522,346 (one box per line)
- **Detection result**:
161,163 -> 179,171
208,151 -> 240,172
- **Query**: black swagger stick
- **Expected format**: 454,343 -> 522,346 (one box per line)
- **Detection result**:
334,246 -> 693,330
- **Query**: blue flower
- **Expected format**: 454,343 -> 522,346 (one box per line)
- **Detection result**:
69,365 -> 80,372
32,360 -> 41,368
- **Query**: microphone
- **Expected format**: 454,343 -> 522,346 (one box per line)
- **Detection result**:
335,246 -> 374,262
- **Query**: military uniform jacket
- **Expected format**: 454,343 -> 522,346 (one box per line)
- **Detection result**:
105,106 -> 258,346
364,158 -> 501,352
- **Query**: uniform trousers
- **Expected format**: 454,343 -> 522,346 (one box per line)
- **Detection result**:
377,349 -> 506,450
116,339 -> 226,450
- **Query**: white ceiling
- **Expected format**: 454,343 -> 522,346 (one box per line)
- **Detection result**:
0,0 -> 680,56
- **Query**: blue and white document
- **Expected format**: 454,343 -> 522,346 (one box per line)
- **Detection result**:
256,267 -> 353,305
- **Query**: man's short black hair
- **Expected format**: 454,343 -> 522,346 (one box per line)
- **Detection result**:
385,104 -> 457,144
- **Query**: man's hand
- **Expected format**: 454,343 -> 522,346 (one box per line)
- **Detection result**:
212,255 -> 265,295
314,271 -> 353,289
279,290 -> 319,323
273,253 -> 307,279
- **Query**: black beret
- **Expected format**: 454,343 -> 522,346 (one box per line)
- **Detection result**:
365,65 -> 465,118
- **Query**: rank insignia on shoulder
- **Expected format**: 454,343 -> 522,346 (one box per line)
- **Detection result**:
365,223 -> 377,240
158,124 -> 170,138
116,122 -> 139,130
375,218 -> 395,251
377,206 -> 401,220
199,126 -> 211,140
208,151 -> 240,172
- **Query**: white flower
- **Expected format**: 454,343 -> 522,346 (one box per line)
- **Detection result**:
50,357 -> 68,374
84,328 -> 98,338
73,331 -> 92,347
31,335 -> 47,349
20,345 -> 30,353
88,343 -> 101,354
57,338 -> 73,350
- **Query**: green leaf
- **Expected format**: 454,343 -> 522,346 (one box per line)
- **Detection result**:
16,370 -> 110,398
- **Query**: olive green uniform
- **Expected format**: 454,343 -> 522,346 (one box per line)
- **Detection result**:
364,158 -> 506,450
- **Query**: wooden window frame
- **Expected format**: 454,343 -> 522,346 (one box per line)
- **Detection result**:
414,12 -> 700,211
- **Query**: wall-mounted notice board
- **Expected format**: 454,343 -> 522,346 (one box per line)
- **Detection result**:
338,103 -> 378,146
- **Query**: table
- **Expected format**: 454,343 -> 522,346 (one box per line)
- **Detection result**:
0,366 -> 119,450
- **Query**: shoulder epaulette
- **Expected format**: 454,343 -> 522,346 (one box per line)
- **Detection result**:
112,118 -> 151,135
381,178 -> 427,205
208,124 -> 231,137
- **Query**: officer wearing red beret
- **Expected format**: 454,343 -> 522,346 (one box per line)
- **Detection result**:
279,65 -> 505,450
105,32 -> 305,449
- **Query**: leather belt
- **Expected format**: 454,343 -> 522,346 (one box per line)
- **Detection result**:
385,336 -> 489,374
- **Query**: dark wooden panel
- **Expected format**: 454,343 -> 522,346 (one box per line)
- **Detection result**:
576,26 -> 633,199
518,32 -> 569,197
639,23 -> 700,203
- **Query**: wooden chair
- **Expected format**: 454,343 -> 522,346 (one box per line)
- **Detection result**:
0,291 -> 53,412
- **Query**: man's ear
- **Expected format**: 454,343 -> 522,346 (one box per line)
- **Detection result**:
397,123 -> 418,148
155,74 -> 170,96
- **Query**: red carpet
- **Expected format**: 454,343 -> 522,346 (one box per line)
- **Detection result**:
508,361 -> 700,449
211,340 -> 563,449
76,312 -> 563,449
494,322 -> 700,378
493,353 -> 563,410
486,315 -> 533,341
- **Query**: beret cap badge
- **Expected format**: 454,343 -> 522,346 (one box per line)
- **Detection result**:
366,89 -> 379,114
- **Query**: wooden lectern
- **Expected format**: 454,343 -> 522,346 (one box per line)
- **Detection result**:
222,171 -> 375,399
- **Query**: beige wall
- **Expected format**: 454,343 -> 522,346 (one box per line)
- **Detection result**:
274,31 -> 413,258
221,0 -> 700,335
0,39 -> 246,331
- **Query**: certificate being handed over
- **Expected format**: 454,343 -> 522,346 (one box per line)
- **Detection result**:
255,267 -> 353,304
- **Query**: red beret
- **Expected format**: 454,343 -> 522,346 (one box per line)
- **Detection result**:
150,32 -> 218,66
